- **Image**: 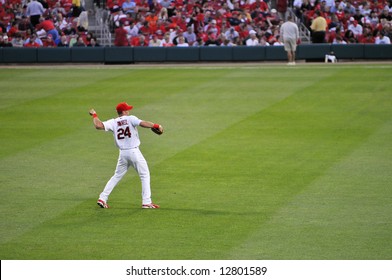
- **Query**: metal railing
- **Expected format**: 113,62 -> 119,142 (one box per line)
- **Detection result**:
95,8 -> 112,46
288,8 -> 311,44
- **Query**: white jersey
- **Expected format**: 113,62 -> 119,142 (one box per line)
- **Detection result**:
103,115 -> 142,150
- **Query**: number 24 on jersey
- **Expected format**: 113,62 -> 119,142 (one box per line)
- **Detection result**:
117,126 -> 131,140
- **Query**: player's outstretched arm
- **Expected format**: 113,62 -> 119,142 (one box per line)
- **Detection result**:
89,109 -> 105,130
140,121 -> 156,128
140,121 -> 164,135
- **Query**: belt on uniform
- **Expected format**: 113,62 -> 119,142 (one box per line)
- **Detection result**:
120,147 -> 139,150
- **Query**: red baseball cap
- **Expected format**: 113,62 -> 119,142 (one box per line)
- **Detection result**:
116,102 -> 133,112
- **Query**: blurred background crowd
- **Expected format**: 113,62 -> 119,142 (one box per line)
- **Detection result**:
0,0 -> 391,47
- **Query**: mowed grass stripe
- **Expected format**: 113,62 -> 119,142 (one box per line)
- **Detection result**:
0,68 -> 233,158
225,68 -> 392,259
138,68 -> 325,159
0,69 -> 132,158
0,69 -> 121,110
149,68 -> 391,259
230,118 -> 392,259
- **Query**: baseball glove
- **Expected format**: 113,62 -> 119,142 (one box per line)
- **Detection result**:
151,124 -> 164,135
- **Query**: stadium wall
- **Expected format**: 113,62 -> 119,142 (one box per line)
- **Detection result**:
1,44 -> 391,64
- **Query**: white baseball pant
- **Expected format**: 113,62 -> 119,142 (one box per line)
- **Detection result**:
99,147 -> 152,205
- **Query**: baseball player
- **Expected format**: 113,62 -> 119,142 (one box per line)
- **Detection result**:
89,102 -> 163,209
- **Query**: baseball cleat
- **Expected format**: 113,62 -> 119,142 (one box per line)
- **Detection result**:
97,199 -> 110,208
142,203 -> 160,209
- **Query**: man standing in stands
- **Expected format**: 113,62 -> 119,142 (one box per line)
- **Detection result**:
310,10 -> 327,43
26,0 -> 45,27
114,21 -> 129,46
35,16 -> 60,42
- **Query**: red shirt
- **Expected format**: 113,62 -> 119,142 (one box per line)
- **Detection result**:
250,1 -> 268,12
7,26 -> 19,37
161,41 -> 174,47
139,25 -> 151,35
358,35 -> 375,44
130,36 -> 148,46
336,10 -> 345,21
44,39 -> 57,47
114,27 -> 129,46
24,41 -> 41,47
1,13 -> 13,25
170,15 -> 187,31
36,20 -> 56,31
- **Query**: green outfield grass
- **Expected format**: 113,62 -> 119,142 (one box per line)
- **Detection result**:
0,64 -> 391,260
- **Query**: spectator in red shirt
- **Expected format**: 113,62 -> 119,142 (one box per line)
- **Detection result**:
276,0 -> 288,21
170,11 -> 187,31
35,16 -> 59,41
359,27 -> 376,43
204,30 -> 221,46
204,19 -> 220,36
250,0 -> 269,12
6,21 -> 17,38
335,5 -> 346,22
43,33 -> 57,47
154,19 -> 167,36
24,33 -> 41,47
136,0 -> 150,16
114,21 -> 129,46
130,34 -> 148,46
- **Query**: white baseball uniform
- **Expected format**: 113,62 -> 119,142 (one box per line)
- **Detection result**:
98,115 -> 152,205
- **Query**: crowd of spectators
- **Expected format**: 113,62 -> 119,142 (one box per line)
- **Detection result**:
1,0 -> 391,47
107,0 -> 391,47
0,0 -> 100,47
109,0 -> 290,46
294,0 -> 392,44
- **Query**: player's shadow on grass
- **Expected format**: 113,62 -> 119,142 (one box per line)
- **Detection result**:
95,203 -> 262,217
153,208 -> 261,216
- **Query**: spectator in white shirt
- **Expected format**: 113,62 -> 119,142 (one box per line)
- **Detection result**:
348,19 -> 363,37
176,36 -> 189,47
375,31 -> 391,44
224,27 -> 239,43
183,27 -> 197,46
246,30 -> 259,46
